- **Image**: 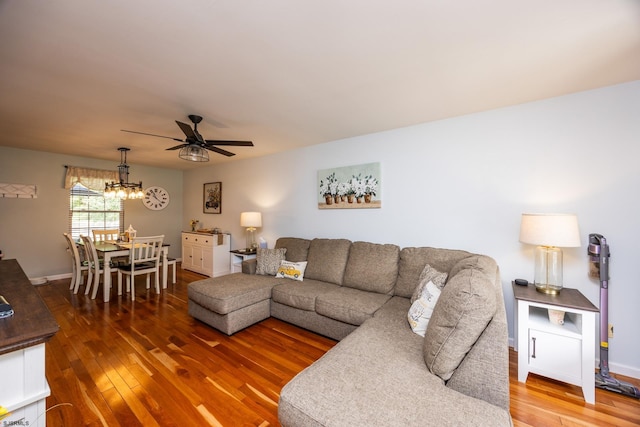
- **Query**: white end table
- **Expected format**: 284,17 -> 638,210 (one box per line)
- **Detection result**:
513,282 -> 598,404
230,249 -> 257,273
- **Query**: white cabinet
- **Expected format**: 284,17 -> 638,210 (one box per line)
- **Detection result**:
181,232 -> 230,277
0,344 -> 49,427
513,283 -> 598,404
0,259 -> 58,427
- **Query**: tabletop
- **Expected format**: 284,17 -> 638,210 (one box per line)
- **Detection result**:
0,259 -> 59,355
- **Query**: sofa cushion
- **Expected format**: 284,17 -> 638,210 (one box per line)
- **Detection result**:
408,280 -> 441,337
271,279 -> 340,311
275,237 -> 311,262
394,247 -> 471,298
423,257 -> 497,381
342,241 -> 399,294
448,254 -> 499,280
275,260 -> 308,281
188,274 -> 278,315
316,287 -> 391,326
304,238 -> 352,285
256,247 -> 287,275
411,263 -> 448,303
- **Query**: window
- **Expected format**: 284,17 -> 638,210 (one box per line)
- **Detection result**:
69,183 -> 124,240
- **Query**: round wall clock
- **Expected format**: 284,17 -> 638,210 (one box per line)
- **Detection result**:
143,186 -> 170,210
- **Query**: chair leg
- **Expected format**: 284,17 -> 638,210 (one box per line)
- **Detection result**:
69,264 -> 76,290
155,271 -> 160,294
130,276 -> 135,301
91,272 -> 101,300
84,269 -> 93,296
117,272 -> 123,296
171,262 -> 176,284
146,274 -> 151,290
72,271 -> 81,294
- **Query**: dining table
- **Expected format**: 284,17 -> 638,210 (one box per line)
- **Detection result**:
93,241 -> 170,302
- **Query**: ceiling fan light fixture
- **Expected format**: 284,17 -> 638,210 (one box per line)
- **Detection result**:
179,145 -> 209,162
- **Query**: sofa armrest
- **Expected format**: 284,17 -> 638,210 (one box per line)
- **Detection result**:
242,258 -> 257,274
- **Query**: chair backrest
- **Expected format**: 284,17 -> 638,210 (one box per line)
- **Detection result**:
63,233 -> 82,268
128,235 -> 164,265
92,229 -> 119,242
80,235 -> 99,269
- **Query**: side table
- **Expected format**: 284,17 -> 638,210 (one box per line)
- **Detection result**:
230,249 -> 257,273
513,282 -> 598,404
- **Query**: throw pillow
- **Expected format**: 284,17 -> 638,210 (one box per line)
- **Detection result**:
411,263 -> 448,303
275,260 -> 308,281
256,248 -> 287,276
407,280 -> 441,337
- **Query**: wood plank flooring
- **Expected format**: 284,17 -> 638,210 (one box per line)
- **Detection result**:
35,266 -> 640,426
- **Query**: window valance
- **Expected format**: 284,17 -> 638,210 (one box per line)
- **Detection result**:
64,166 -> 118,192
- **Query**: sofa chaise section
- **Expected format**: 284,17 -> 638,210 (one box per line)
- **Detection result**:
187,237 -> 512,425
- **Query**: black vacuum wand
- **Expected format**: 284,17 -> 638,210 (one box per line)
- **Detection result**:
588,233 -> 640,398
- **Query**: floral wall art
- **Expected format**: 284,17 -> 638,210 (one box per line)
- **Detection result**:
318,162 -> 381,209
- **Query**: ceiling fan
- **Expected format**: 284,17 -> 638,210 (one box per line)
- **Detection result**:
121,114 -> 253,161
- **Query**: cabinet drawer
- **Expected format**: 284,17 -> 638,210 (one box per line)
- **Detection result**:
529,328 -> 582,384
182,234 -> 214,246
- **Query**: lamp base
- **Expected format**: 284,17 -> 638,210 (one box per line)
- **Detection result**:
246,228 -> 257,251
535,283 -> 562,295
533,245 -> 563,295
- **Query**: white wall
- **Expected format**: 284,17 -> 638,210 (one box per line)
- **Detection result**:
0,147 -> 183,278
183,80 -> 640,377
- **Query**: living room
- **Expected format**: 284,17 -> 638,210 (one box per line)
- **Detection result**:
1,1 -> 639,425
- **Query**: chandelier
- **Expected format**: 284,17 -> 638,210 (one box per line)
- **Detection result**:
104,147 -> 144,199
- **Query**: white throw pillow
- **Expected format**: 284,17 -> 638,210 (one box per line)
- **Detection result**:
407,280 -> 441,337
411,263 -> 448,303
276,260 -> 308,281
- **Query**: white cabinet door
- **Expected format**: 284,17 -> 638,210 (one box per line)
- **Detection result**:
529,328 -> 582,385
202,247 -> 214,276
181,244 -> 194,270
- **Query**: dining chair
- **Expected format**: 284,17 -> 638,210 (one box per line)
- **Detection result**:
92,229 -> 119,242
80,235 -> 108,299
117,235 -> 165,301
63,233 -> 90,294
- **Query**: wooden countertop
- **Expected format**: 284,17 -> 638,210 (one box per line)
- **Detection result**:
0,259 -> 59,355
512,281 -> 598,312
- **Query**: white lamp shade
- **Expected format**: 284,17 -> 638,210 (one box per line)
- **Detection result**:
240,212 -> 262,228
519,213 -> 581,247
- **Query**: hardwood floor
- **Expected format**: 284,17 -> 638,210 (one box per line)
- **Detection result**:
36,266 -> 640,426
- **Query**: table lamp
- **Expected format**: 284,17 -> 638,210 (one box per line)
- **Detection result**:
240,212 -> 262,250
519,213 -> 581,294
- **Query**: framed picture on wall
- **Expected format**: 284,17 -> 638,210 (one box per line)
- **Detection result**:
203,182 -> 222,214
318,162 -> 381,209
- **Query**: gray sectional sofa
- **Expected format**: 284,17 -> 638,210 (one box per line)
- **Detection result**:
188,237 -> 512,426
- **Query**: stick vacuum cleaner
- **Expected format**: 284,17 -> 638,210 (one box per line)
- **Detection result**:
588,233 -> 640,398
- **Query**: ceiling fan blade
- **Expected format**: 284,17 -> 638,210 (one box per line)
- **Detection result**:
166,144 -> 188,151
205,146 -> 236,157
175,121 -> 198,140
204,140 -> 254,147
121,129 -> 183,142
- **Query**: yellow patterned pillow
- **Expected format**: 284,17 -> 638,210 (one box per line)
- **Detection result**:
276,260 -> 308,281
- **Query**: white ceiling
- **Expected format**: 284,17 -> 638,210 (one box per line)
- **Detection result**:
1,0 -> 638,170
